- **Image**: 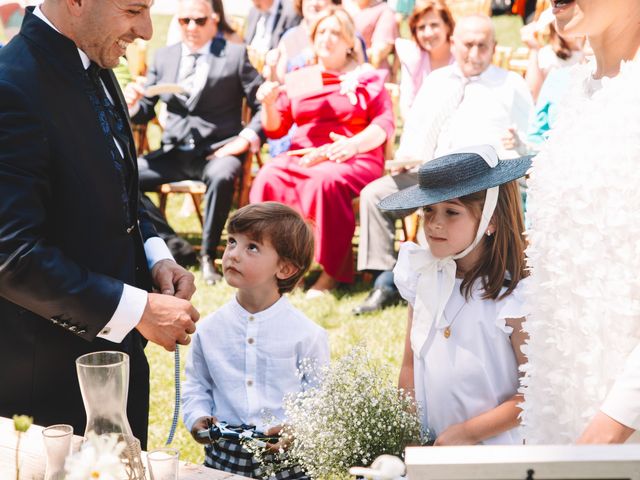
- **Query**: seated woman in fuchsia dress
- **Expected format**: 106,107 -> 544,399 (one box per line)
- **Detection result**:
250,6 -> 394,296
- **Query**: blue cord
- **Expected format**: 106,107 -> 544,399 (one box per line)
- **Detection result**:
165,346 -> 181,445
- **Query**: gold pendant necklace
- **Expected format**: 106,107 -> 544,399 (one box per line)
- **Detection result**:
442,302 -> 466,339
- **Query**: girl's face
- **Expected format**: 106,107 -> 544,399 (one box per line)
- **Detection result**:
552,0 -> 626,38
415,10 -> 450,52
303,0 -> 332,23
423,199 -> 479,259
314,16 -> 351,66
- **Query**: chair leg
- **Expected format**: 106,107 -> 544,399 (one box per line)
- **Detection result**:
158,193 -> 168,218
402,212 -> 420,243
191,193 -> 204,228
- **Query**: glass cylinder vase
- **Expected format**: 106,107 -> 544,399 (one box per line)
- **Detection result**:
76,351 -> 145,480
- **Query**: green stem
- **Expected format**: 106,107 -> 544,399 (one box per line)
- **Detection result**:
15,432 -> 21,480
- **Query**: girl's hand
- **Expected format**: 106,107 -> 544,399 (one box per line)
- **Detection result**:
190,415 -> 218,444
326,132 -> 359,163
433,421 -> 477,446
256,81 -> 282,106
576,411 -> 635,444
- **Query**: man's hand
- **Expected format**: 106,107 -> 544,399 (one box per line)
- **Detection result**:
136,292 -> 199,351
123,76 -> 146,111
191,416 -> 218,444
208,137 -> 251,159
264,424 -> 290,452
151,259 -> 196,300
577,411 -> 635,444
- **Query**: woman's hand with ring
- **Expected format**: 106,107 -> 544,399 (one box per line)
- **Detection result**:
326,132 -> 358,163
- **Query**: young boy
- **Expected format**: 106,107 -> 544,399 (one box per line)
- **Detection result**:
182,202 -> 329,478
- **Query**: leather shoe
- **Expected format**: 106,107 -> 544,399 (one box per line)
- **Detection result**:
352,287 -> 401,315
200,255 -> 222,285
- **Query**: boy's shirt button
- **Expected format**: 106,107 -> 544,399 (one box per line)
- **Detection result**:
247,380 -> 253,387
247,338 -> 255,344
248,316 -> 255,321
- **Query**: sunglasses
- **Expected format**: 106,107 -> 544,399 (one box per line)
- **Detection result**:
178,17 -> 209,27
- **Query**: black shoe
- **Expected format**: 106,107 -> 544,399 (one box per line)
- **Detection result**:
166,236 -> 198,268
352,287 -> 401,315
200,255 -> 222,285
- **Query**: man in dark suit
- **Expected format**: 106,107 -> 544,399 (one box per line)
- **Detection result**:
126,0 -> 263,285
244,0 -> 301,51
0,0 -> 199,449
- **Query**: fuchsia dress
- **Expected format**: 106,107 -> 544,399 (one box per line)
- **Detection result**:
250,68 -> 394,283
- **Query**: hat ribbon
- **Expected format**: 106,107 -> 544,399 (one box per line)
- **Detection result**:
410,165 -> 499,355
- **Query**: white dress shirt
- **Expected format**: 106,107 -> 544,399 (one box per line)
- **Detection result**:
250,0 -> 281,53
33,6 -> 174,342
182,295 -> 330,432
397,64 -> 533,162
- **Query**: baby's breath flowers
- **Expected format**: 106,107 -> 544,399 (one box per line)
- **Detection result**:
282,346 -> 425,479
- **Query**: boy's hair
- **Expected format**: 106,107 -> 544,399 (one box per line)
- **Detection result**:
457,180 -> 528,300
227,202 -> 314,294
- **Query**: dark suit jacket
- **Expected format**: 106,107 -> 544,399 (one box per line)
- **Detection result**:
132,37 -> 263,155
0,8 -> 154,447
244,0 -> 302,51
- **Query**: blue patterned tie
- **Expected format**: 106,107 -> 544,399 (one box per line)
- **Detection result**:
85,62 -> 133,225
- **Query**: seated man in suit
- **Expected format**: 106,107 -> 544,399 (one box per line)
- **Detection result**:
125,0 -> 263,285
244,0 -> 302,53
354,14 -> 533,314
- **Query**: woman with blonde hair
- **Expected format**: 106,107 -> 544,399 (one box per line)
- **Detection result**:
395,0 -> 455,118
250,6 -> 394,296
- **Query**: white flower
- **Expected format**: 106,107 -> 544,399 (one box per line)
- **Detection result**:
65,433 -> 127,480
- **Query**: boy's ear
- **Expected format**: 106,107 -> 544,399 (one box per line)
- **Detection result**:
276,261 -> 299,281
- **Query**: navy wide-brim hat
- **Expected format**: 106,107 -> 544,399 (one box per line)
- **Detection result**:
378,146 -> 533,212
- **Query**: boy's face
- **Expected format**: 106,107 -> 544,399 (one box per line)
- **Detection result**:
222,232 -> 292,293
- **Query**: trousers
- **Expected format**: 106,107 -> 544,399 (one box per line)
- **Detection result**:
356,170 -> 418,272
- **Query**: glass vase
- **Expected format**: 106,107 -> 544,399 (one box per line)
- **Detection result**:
76,351 -> 145,480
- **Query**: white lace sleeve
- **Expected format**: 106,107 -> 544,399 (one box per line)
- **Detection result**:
495,277 -> 529,335
393,242 -> 421,307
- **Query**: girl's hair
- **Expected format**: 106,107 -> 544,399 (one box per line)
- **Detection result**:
227,202 -> 314,295
548,23 -> 573,61
408,0 -> 456,45
294,0 -> 342,17
456,180 -> 527,300
309,6 -> 361,63
210,0 -> 236,36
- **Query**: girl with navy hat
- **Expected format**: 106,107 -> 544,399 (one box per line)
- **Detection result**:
379,145 -> 532,445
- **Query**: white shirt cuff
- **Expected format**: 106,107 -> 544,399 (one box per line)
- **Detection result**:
128,101 -> 141,118
144,236 -> 174,270
238,128 -> 261,153
600,344 -> 640,430
97,284 -> 148,343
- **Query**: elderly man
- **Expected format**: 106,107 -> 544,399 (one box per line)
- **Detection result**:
354,14 -> 533,314
126,0 -> 263,285
0,0 -> 199,447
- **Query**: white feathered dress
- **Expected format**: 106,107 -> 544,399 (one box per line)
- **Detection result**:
520,59 -> 640,444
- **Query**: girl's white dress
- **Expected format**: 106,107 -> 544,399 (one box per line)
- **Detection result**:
394,242 -> 526,444
521,59 -> 640,443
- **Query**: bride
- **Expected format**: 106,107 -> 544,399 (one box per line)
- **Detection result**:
521,0 -> 640,444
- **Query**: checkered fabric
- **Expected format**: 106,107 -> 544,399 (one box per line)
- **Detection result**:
204,438 -> 309,480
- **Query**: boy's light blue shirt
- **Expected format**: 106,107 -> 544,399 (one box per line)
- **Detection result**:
182,295 -> 329,432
